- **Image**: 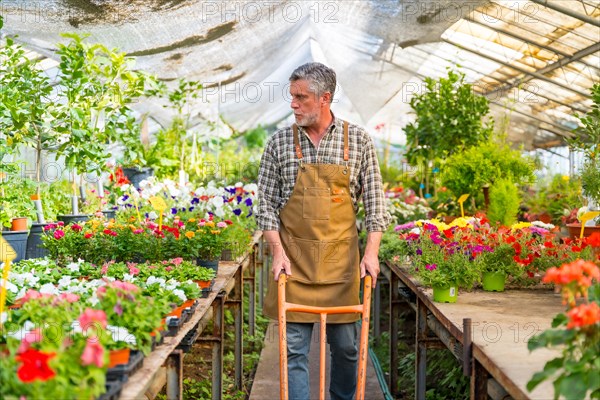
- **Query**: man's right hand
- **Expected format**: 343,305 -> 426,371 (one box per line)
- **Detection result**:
263,230 -> 292,281
272,250 -> 292,281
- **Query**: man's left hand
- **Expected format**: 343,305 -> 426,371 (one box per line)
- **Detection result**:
360,252 -> 380,288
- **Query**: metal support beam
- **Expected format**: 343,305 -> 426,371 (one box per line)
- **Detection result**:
233,264 -> 244,390
529,0 -> 600,27
248,244 -> 257,337
464,15 -> 600,72
442,38 -> 592,98
389,273 -> 400,396
212,294 -> 225,400
470,359 -> 489,400
484,41 -> 600,98
165,350 -> 184,400
416,299 -> 428,400
373,278 -> 381,344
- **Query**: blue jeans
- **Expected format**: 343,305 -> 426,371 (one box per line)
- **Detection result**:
287,322 -> 358,400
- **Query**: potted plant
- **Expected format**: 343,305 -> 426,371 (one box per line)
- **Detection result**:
567,83 -> 600,233
0,176 -> 36,262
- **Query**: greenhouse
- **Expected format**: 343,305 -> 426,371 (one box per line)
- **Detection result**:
0,1 -> 599,399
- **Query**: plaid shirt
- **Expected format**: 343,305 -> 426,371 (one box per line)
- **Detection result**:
257,115 -> 391,232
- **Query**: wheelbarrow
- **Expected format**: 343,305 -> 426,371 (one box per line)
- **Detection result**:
277,274 -> 373,400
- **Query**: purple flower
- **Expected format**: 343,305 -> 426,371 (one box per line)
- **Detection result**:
246,209 -> 253,218
171,208 -> 178,215
188,207 -> 195,212
395,222 -> 415,231
121,195 -> 129,201
236,195 -> 243,204
225,187 -> 237,194
245,198 -> 253,207
425,264 -> 437,271
431,234 -> 443,245
416,248 -> 423,255
233,208 -> 242,216
113,302 -> 123,316
191,198 -> 200,205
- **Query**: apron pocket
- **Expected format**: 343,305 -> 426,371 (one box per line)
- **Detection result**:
303,187 -> 330,220
317,238 -> 357,284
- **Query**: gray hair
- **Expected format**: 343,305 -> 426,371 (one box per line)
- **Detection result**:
289,62 -> 336,102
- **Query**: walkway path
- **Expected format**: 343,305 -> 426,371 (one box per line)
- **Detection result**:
250,322 -> 386,400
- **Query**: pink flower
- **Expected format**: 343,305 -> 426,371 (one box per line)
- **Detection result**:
57,221 -> 64,227
53,230 -> 65,240
71,224 -> 83,232
57,293 -> 80,303
129,265 -> 140,275
78,308 -> 107,330
43,223 -> 57,231
133,229 -> 144,234
113,302 -> 123,316
81,339 -> 105,367
171,257 -> 183,266
17,328 -> 42,354
217,221 -> 227,228
22,290 -> 49,303
110,281 -> 139,292
165,266 -> 173,272
198,221 -> 206,227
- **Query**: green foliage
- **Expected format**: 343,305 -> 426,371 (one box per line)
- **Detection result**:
404,69 -> 493,165
487,178 -> 520,226
570,83 -> 600,204
0,174 -> 36,228
378,228 -> 410,263
524,174 -> 582,225
440,138 -> 536,211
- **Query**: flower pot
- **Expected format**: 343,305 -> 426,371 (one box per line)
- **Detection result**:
432,285 -> 458,303
194,279 -> 213,289
1,230 -> 28,262
182,299 -> 195,309
26,222 -> 49,259
167,304 -> 185,319
122,167 -> 154,189
197,258 -> 219,274
10,217 -> 28,231
102,209 -> 117,220
566,223 -> 600,239
108,347 -> 131,368
57,214 -> 90,225
482,271 -> 506,292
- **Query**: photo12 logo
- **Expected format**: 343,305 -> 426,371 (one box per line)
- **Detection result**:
200,1 -> 339,24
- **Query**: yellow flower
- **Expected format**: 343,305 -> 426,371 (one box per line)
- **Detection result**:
206,221 -> 215,227
511,221 -> 531,230
185,231 -> 195,239
129,216 -> 136,222
188,218 -> 196,223
211,230 -> 221,235
562,175 -> 569,181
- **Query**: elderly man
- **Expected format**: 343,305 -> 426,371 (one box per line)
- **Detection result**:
257,62 -> 390,400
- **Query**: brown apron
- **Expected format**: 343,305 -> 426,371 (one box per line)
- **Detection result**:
263,121 -> 360,323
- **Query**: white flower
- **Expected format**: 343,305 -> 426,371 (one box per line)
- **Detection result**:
148,211 -> 158,220
88,294 -> 100,306
67,262 -> 80,273
37,260 -> 50,266
147,276 -> 166,287
235,182 -> 243,188
172,289 -> 187,303
58,276 -> 73,288
123,273 -> 135,282
39,283 -> 58,295
244,183 -> 257,193
214,207 -> 225,218
8,320 -> 35,340
0,312 -> 7,325
108,325 -> 137,345
531,221 -> 555,230
0,280 -> 18,293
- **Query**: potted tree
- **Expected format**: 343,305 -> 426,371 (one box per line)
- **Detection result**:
567,83 -> 600,236
52,34 -> 152,222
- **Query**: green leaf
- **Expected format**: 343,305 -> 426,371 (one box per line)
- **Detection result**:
558,373 -> 588,400
551,313 -> 568,328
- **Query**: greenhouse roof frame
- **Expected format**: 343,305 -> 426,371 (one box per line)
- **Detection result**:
1,0 -> 598,151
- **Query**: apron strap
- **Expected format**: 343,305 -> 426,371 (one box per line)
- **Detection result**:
343,121 -> 349,162
292,124 -> 303,160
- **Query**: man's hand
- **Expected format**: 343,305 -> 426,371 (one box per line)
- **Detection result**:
272,250 -> 292,281
263,230 -> 292,281
360,252 -> 380,288
361,231 -> 383,287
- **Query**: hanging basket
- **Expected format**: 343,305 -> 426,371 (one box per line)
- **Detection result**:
482,271 -> 506,292
432,285 -> 458,303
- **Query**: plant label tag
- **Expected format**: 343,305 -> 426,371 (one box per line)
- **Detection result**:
0,236 -> 17,262
149,196 -> 167,211
449,287 -> 456,297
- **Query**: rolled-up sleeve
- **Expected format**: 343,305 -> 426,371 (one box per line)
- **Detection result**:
360,133 -> 392,232
257,138 -> 281,231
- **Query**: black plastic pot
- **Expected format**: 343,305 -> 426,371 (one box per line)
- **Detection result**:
2,230 -> 28,262
196,258 -> 219,274
26,222 -> 49,259
122,167 -> 154,189
102,209 -> 117,220
56,214 -> 90,225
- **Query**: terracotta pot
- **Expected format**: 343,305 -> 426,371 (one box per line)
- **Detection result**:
182,299 -> 195,309
10,217 -> 28,231
167,305 -> 185,319
194,280 -> 212,289
566,223 -> 600,239
108,347 -> 131,368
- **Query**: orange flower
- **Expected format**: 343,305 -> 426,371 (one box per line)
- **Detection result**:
586,232 -> 600,248
566,302 -> 600,329
188,218 -> 196,223
185,231 -> 195,239
543,259 -> 599,306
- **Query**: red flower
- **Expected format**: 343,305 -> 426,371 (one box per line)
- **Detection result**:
103,229 -> 117,237
109,166 -> 130,186
84,232 -> 93,239
16,349 -> 56,383
585,232 -> 600,248
71,224 -> 83,232
567,302 -> 600,329
53,230 -> 65,240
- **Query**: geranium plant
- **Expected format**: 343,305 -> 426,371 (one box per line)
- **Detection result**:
527,259 -> 600,400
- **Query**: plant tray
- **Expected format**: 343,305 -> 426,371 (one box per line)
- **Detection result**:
97,379 -> 123,400
151,330 -> 166,350
200,288 -> 211,298
176,322 -> 201,353
106,350 -> 144,382
165,316 -> 183,337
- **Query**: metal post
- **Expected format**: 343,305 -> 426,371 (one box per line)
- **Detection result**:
416,299 -> 428,400
389,273 -> 399,395
234,265 -> 244,390
249,244 -> 257,336
212,294 -> 225,400
166,350 -> 183,400
463,318 -> 472,377
373,278 -> 381,343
